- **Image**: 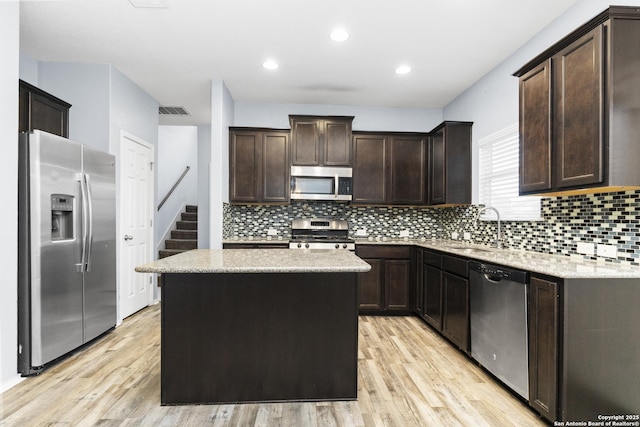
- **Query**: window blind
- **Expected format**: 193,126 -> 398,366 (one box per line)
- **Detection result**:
478,124 -> 541,221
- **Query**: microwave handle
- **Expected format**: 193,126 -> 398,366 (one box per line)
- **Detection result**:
335,175 -> 339,198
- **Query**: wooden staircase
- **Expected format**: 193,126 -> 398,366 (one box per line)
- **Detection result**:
159,205 -> 198,259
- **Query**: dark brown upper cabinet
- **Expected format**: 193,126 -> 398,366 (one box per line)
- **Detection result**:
352,132 -> 427,205
289,115 -> 353,166
428,121 -> 472,206
229,128 -> 289,204
19,80 -> 71,138
515,6 -> 640,196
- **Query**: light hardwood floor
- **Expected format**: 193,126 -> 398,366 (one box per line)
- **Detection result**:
0,304 -> 546,426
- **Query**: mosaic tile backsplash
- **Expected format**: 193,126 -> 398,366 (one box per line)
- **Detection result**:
223,189 -> 640,266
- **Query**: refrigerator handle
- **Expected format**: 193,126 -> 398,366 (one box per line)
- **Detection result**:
78,173 -> 88,273
84,173 -> 94,272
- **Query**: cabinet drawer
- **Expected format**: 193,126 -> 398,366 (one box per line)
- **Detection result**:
442,255 -> 468,278
422,250 -> 442,268
356,245 -> 411,259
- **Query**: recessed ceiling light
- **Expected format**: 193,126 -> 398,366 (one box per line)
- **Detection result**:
395,65 -> 411,75
330,29 -> 349,42
263,60 -> 279,70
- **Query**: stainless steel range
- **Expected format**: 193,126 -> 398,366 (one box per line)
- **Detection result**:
289,218 -> 355,250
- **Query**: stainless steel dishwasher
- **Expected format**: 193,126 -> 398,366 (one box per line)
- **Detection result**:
469,261 -> 529,399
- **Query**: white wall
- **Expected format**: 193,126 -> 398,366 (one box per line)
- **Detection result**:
37,62 -> 111,152
197,125 -> 211,248
444,0 -> 640,202
1,1 -> 20,394
235,102 -> 443,133
209,81 -> 234,248
19,52 -> 38,86
156,126 -> 198,244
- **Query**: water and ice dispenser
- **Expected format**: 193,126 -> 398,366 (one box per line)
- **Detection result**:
51,195 -> 74,241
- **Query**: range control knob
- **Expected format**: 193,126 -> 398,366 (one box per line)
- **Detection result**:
335,243 -> 340,249
342,244 -> 348,249
305,243 -> 310,249
297,243 -> 302,248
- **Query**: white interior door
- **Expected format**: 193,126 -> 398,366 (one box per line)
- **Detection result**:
119,132 -> 154,320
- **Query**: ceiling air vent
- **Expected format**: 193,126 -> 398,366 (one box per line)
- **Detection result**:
159,106 -> 190,116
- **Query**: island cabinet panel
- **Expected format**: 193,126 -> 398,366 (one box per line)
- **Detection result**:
161,272 -> 358,404
290,115 -> 353,166
356,245 -> 413,314
528,275 -> 560,423
229,128 -> 289,204
516,7 -> 640,195
19,80 -> 71,138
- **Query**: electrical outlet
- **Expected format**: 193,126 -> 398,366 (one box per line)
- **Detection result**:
399,230 -> 410,237
355,228 -> 368,236
451,231 -> 459,240
463,232 -> 471,240
576,242 -> 594,255
597,244 -> 618,258
267,228 -> 278,236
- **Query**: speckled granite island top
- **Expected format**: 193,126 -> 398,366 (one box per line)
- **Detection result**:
135,248 -> 371,274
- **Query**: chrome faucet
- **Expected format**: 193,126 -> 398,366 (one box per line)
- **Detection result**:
475,206 -> 502,249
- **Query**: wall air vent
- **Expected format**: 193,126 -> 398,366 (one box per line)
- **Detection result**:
159,106 -> 191,116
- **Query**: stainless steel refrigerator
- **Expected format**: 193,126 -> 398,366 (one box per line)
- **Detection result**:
18,130 -> 116,376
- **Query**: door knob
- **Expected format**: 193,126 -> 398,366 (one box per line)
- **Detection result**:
124,235 -> 133,241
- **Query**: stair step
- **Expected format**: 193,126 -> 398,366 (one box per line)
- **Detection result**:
186,205 -> 198,213
165,239 -> 197,250
172,230 -> 197,239
176,220 -> 197,230
181,212 -> 197,221
159,249 -> 185,259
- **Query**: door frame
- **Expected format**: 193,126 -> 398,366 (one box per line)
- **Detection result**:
117,130 -> 155,324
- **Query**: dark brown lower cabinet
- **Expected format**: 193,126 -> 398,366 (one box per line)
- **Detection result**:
528,275 -> 560,422
414,248 -> 424,316
356,245 -> 412,314
422,264 -> 443,329
357,259 -> 383,310
441,271 -> 469,352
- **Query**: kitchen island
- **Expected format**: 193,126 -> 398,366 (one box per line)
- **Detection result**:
135,249 -> 371,405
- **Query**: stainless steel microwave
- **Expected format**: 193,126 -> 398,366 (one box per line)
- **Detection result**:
290,166 -> 353,201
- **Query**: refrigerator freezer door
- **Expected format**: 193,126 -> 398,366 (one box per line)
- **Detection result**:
30,131 -> 84,366
82,145 -> 117,342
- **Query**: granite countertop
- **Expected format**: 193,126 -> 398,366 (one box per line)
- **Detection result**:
357,238 -> 640,279
135,248 -> 372,274
223,237 -> 640,279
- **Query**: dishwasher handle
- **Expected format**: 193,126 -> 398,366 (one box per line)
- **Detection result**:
483,273 -> 504,283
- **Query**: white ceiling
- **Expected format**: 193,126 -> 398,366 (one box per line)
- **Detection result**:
20,0 -> 578,126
